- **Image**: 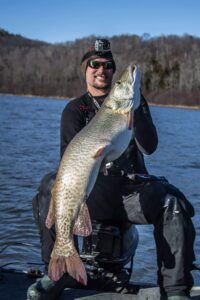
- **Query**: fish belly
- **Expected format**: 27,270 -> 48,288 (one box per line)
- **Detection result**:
105,127 -> 132,162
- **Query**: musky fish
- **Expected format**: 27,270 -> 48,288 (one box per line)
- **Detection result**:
45,64 -> 141,285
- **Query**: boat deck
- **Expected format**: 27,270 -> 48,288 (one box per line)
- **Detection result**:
1,271 -> 200,300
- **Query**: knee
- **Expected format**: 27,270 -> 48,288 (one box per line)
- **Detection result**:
35,176 -> 55,221
163,193 -> 194,217
162,193 -> 196,243
163,194 -> 181,214
32,191 -> 52,227
38,194 -> 52,223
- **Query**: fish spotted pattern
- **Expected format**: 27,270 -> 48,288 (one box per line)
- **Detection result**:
46,65 -> 141,285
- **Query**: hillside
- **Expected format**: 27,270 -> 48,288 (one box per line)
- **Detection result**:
0,29 -> 200,106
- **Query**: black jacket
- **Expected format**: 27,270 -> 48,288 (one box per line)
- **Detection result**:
60,93 -> 158,175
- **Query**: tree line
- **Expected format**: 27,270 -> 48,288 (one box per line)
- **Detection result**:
0,29 -> 200,107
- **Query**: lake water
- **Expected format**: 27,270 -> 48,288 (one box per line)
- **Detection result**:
0,95 -> 199,285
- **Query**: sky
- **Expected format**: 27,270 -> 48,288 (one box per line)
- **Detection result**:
0,0 -> 200,44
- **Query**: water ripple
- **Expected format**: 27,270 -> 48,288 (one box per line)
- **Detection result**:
0,95 -> 200,285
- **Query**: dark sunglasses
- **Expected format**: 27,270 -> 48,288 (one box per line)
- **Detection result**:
87,60 -> 114,70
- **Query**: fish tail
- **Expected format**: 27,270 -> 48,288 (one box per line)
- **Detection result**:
48,252 -> 87,285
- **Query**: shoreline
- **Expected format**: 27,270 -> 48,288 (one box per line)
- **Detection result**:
149,102 -> 200,110
1,93 -> 200,110
0,92 -> 69,101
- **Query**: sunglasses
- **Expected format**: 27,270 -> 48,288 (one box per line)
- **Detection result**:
87,60 -> 114,70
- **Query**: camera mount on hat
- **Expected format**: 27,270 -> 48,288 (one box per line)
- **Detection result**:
94,39 -> 111,52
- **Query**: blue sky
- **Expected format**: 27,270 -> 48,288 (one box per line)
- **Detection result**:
0,0 -> 199,43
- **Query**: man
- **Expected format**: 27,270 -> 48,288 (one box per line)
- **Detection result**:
28,39 -> 195,300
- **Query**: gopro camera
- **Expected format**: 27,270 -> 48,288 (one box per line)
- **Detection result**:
95,39 -> 110,52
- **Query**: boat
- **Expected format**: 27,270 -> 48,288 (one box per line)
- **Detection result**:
1,222 -> 200,299
1,264 -> 200,299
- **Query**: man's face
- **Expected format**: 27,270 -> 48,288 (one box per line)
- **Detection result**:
85,58 -> 114,93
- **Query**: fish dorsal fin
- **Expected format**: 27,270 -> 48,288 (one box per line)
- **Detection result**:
73,203 -> 92,236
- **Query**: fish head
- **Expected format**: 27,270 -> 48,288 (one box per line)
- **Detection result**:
105,65 -> 141,112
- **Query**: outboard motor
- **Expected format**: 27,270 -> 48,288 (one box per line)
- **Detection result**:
78,220 -> 139,283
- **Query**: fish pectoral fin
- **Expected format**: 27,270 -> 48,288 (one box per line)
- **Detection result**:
93,139 -> 113,160
45,197 -> 55,229
73,203 -> 92,236
93,147 -> 105,159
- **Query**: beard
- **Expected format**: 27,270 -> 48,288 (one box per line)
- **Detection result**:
92,74 -> 112,90
93,82 -> 111,90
